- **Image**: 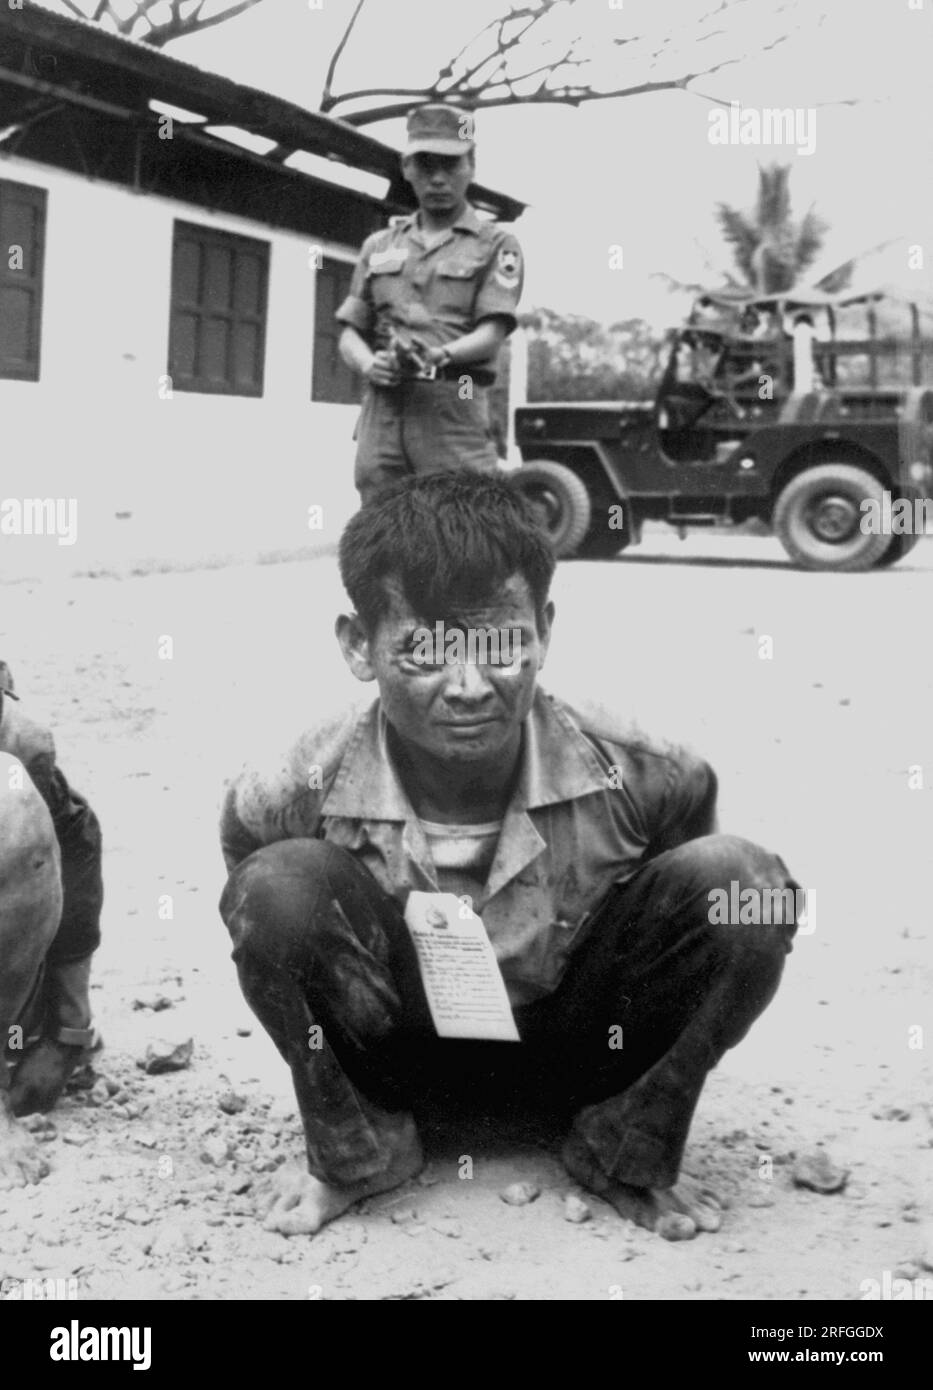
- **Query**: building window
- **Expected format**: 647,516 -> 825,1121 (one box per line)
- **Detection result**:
168,221 -> 269,396
0,179 -> 47,382
312,257 -> 360,405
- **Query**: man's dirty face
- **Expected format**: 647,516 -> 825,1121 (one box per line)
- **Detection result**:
350,575 -> 552,770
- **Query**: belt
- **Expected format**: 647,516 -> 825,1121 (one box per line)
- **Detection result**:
414,364 -> 495,387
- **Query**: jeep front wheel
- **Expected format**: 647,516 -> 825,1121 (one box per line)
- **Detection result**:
512,460 -> 591,557
772,463 -> 890,571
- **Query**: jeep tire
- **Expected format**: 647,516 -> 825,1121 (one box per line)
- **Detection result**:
773,463 -> 891,571
512,460 -> 591,557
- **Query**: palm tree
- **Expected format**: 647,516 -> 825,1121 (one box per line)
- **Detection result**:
715,164 -> 853,296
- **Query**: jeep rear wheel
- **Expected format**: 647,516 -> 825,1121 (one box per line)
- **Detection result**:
512,460 -> 591,557
773,463 -> 890,571
874,523 -> 921,567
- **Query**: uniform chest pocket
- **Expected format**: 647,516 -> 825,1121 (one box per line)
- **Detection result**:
367,262 -> 405,310
435,259 -> 483,311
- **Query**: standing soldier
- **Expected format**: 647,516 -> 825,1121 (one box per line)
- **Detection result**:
336,104 -> 524,504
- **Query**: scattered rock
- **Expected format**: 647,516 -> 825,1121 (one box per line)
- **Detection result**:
121,1206 -> 152,1225
218,1091 -> 247,1115
431,1216 -> 462,1239
146,1221 -> 208,1258
132,993 -> 173,1012
747,1191 -> 775,1208
563,1193 -> 592,1224
228,1176 -> 252,1196
390,1207 -> 418,1226
920,1228 -> 933,1272
895,1262 -> 920,1280
88,1079 -> 110,1106
232,1146 -> 253,1164
872,1105 -> 912,1122
791,1150 -> 849,1194
657,1213 -> 696,1242
235,1027 -> 252,1038
30,1245 -> 62,1270
200,1137 -> 231,1166
137,1038 -> 193,1075
21,1114 -> 55,1135
61,1131 -> 90,1147
499,1182 -> 540,1206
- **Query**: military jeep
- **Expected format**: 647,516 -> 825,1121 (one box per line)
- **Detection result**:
510,290 -> 933,570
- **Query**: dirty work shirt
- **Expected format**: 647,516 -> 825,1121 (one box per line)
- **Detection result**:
335,204 -> 523,497
220,690 -> 718,1008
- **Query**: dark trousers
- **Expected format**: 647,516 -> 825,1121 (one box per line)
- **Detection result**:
219,835 -> 796,1188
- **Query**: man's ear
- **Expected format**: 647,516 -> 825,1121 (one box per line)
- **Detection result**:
336,613 -> 376,683
537,600 -> 556,671
400,154 -> 414,190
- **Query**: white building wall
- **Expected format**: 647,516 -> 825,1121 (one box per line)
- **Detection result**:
0,157 -> 360,578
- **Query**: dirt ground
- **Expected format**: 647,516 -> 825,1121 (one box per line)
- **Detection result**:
1,534 -> 931,1301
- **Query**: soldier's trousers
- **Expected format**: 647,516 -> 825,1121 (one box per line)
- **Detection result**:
219,835 -> 797,1189
353,380 -> 500,505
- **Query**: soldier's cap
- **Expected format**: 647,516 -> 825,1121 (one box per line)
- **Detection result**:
404,103 -> 475,157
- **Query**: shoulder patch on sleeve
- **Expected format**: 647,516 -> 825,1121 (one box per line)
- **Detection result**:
497,244 -> 521,278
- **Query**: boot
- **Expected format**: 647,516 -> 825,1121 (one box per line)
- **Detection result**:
8,955 -> 100,1116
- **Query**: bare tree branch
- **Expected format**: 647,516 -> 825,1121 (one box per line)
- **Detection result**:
321,0 -> 367,110
56,0 -> 268,47
324,0 -> 805,126
56,0 -> 93,20
332,75 -> 713,130
141,0 -> 263,48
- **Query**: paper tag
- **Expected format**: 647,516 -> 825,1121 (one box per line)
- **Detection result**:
404,892 -> 520,1042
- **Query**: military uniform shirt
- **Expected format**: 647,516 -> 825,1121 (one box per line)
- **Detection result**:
335,204 -> 523,379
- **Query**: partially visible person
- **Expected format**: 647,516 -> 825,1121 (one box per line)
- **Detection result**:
336,103 -> 523,504
0,663 -> 103,1190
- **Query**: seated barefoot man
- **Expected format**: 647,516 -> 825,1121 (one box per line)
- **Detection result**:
0,664 -> 104,1190
218,474 -> 798,1239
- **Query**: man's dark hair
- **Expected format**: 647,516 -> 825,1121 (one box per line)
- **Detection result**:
338,473 -> 556,634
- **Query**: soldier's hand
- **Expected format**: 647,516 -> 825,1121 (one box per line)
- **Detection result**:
366,350 -> 402,389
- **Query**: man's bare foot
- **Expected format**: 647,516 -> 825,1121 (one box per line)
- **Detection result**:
562,1133 -> 722,1240
0,1101 -> 51,1190
257,1123 -> 423,1237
